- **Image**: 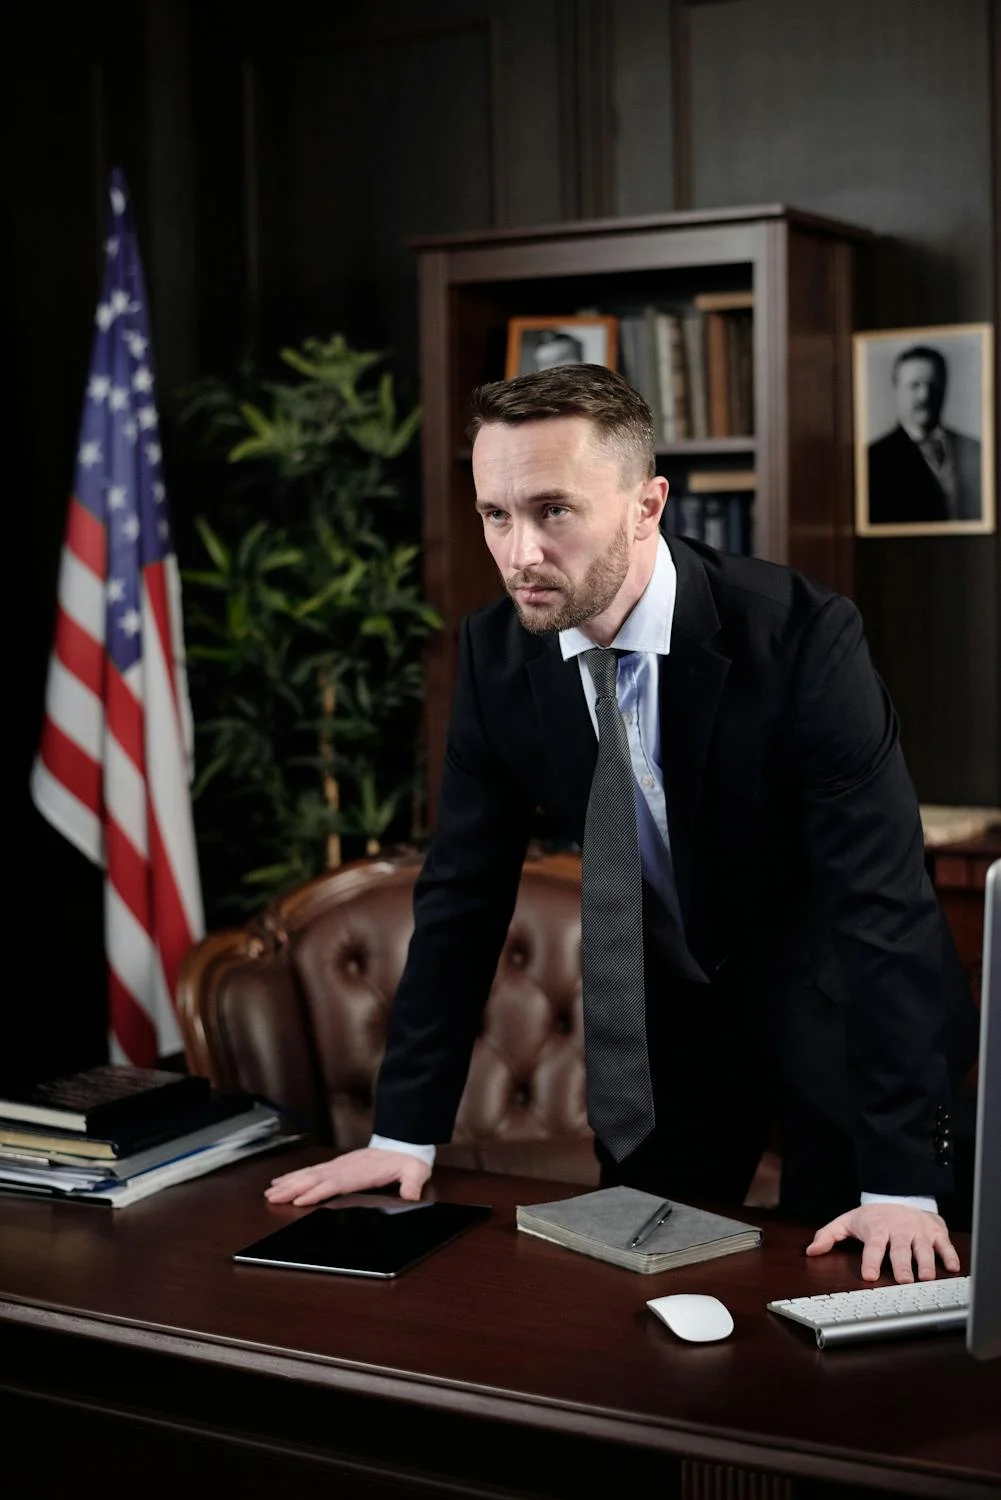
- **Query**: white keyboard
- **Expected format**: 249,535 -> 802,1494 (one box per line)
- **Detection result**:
767,1276 -> 970,1348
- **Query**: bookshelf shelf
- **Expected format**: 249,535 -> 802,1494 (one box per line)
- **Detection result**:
455,437 -> 757,464
415,204 -> 870,816
657,437 -> 757,457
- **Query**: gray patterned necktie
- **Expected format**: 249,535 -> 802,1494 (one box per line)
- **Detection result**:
580,647 -> 655,1162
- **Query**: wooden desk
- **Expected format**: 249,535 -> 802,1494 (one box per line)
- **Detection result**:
1,1149 -> 998,1500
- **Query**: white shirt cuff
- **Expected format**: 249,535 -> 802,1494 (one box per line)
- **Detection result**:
860,1191 -> 938,1213
369,1134 -> 437,1167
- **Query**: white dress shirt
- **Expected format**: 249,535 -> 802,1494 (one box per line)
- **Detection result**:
372,538 -> 935,1210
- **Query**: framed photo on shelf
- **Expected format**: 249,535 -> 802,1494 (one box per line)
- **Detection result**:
853,322 -> 995,536
505,315 -> 618,380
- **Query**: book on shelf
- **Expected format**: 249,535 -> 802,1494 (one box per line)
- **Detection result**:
653,311 -> 690,442
726,310 -> 754,436
704,310 -> 731,438
516,1185 -> 761,1274
687,468 -> 756,494
681,309 -> 709,440
665,493 -> 705,542
692,290 -> 754,313
0,1064 -> 210,1134
664,491 -> 752,556
702,495 -> 727,551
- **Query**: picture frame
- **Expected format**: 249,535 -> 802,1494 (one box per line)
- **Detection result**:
505,315 -> 619,380
853,322 -> 995,537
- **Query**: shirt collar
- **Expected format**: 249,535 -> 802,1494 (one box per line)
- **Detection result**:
559,534 -> 676,662
901,420 -> 946,447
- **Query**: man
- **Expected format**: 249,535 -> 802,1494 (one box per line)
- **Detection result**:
867,345 -> 982,524
268,365 -> 978,1285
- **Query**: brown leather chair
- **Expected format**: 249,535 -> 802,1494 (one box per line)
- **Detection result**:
177,851 -> 601,1186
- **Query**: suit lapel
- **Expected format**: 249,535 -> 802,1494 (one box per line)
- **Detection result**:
527,638 -> 595,844
660,540 -> 731,921
523,541 -> 731,914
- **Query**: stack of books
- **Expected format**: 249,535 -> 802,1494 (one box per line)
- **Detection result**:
663,467 -> 756,555
617,290 -> 754,446
0,1064 -> 298,1207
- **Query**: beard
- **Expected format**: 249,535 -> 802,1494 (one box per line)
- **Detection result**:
506,518 -> 631,634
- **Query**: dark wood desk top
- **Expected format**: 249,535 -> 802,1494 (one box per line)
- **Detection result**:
1,1147 -> 998,1496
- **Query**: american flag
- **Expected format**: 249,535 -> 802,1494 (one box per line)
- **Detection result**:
30,168 -> 204,1066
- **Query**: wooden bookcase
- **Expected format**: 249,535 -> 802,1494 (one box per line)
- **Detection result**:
413,204 -> 871,815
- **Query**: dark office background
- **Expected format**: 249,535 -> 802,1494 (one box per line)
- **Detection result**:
6,0 -> 999,1081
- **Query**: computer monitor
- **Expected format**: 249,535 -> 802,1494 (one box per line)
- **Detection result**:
967,857 -> 1000,1360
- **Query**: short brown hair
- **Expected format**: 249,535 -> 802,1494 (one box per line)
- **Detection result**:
467,363 -> 656,481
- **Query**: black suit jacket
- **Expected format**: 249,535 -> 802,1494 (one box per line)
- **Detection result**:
868,424 -> 982,524
374,540 -> 977,1199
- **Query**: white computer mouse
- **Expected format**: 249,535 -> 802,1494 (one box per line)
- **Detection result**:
646,1293 -> 734,1342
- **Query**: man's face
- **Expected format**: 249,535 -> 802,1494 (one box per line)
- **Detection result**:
472,416 -> 642,635
894,357 -> 945,437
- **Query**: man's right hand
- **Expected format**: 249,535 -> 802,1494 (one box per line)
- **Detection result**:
264,1147 -> 432,1207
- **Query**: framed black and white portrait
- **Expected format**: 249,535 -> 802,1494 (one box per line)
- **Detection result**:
853,323 -> 995,537
505,315 -> 618,380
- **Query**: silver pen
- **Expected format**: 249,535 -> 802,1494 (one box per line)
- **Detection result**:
628,1199 -> 673,1249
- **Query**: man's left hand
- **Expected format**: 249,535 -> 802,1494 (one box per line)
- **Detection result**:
805,1203 -> 961,1283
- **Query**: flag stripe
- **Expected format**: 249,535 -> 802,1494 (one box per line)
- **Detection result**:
29,758 -> 103,865
38,717 -> 101,819
106,661 -> 145,772
66,494 -> 107,578
52,606 -> 104,699
145,560 -> 181,721
43,653 -> 104,764
57,546 -> 105,641
143,577 -> 204,935
107,966 -> 158,1072
105,816 -> 149,931
149,802 -> 201,1001
104,731 -> 148,856
106,884 -> 183,1057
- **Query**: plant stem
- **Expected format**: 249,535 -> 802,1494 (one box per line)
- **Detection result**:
319,668 -> 341,869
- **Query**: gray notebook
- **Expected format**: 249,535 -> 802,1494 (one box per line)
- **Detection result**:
516,1185 -> 761,1273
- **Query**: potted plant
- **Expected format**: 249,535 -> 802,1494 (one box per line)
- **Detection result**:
180,334 -> 441,917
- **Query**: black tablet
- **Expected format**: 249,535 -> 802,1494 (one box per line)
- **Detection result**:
233,1196 -> 492,1279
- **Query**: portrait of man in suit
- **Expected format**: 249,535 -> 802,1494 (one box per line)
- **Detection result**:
856,325 -> 994,534
506,316 -> 618,380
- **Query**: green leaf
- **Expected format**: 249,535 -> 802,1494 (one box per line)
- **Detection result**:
242,863 -> 299,886
259,548 -> 306,573
195,518 -> 231,573
182,570 -> 228,589
360,615 -> 395,641
239,401 -> 273,438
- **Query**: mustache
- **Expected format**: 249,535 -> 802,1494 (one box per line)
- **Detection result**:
508,570 -> 565,590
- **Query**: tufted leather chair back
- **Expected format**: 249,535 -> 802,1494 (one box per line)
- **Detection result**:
177,852 -> 599,1186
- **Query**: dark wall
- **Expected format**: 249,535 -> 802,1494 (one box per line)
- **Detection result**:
8,0 -> 998,1078
679,0 -> 999,806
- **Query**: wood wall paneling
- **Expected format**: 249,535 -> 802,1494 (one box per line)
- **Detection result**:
609,0 -> 678,216
676,0 -> 998,802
